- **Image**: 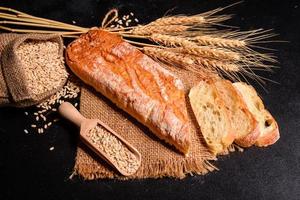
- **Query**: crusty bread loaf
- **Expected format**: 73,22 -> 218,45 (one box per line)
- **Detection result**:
233,82 -> 280,147
189,80 -> 234,155
214,80 -> 259,147
66,29 -> 191,154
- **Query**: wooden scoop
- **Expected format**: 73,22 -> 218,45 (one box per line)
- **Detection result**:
58,102 -> 141,176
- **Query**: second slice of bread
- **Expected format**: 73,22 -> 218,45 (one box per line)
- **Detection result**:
189,81 -> 234,155
214,80 -> 260,147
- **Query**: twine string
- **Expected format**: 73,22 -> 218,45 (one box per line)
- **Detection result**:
101,9 -> 118,28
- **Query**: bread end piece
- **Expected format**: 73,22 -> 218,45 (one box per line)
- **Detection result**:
235,123 -> 260,147
255,110 -> 280,147
233,82 -> 280,147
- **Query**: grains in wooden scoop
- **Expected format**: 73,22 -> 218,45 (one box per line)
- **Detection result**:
88,125 -> 139,175
16,41 -> 68,98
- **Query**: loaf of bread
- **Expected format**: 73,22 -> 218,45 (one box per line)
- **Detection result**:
233,82 -> 280,147
189,80 -> 234,155
66,29 -> 191,154
214,80 -> 259,147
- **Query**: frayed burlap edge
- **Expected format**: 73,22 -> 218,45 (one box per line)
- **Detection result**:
73,148 -> 217,180
72,139 -> 246,180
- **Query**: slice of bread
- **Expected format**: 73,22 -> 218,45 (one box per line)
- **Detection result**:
189,80 -> 234,155
233,82 -> 280,147
214,80 -> 259,147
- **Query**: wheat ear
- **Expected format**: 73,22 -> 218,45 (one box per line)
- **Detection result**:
131,25 -> 188,35
143,47 -> 194,65
192,35 -> 246,49
150,34 -> 241,61
143,47 -> 240,77
192,56 -> 240,72
145,1 -> 243,27
148,13 -> 231,26
143,47 -> 216,76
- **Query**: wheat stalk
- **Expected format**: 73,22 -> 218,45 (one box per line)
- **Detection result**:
131,25 -> 188,35
143,46 -> 216,77
192,56 -> 240,72
192,35 -> 246,49
144,1 -> 245,28
143,47 -> 240,76
150,16 -> 206,26
143,47 -> 194,65
148,13 -> 231,27
183,46 -> 241,61
150,34 -> 241,61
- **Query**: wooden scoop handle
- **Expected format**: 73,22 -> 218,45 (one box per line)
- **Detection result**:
58,102 -> 86,127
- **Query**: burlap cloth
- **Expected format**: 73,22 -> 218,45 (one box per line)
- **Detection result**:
74,64 -> 218,180
0,33 -> 19,105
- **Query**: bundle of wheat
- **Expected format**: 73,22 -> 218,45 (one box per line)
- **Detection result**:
0,2 -> 280,85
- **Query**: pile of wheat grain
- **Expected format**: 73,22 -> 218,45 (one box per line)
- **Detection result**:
16,41 -> 68,98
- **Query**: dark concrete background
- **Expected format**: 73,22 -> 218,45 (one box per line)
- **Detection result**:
0,0 -> 299,199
